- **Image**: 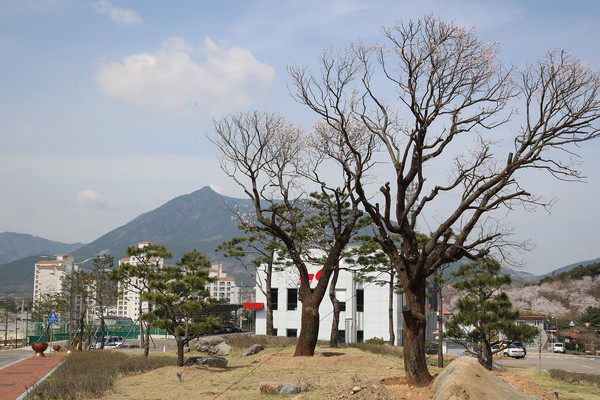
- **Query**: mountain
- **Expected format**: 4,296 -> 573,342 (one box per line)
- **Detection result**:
540,257 -> 600,278
0,255 -> 47,296
70,186 -> 251,263
0,187 -> 251,296
0,232 -> 83,264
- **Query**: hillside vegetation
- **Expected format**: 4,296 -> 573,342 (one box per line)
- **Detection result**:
539,262 -> 600,284
446,275 -> 600,317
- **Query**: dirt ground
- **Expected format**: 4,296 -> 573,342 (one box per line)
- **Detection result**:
97,347 -> 558,400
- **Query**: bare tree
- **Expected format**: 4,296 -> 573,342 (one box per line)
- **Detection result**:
211,111 -> 368,356
289,16 -> 600,383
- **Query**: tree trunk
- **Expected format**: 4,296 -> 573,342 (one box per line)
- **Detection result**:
329,266 -> 340,347
294,298 -> 320,356
77,305 -> 86,351
100,316 -> 106,350
143,304 -> 152,357
481,340 -> 493,370
402,279 -> 433,385
388,270 -> 395,346
138,296 -> 145,349
437,275 -> 444,368
176,337 -> 185,367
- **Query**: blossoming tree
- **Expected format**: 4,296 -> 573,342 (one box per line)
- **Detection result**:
288,16 -> 600,383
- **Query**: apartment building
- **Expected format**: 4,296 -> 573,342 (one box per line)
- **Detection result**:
33,254 -> 75,310
206,263 -> 243,304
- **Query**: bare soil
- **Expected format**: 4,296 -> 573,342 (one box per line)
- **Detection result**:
96,346 -> 556,400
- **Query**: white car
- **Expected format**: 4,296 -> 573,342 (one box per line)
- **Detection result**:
91,335 -> 124,349
552,343 -> 566,353
502,343 -> 526,358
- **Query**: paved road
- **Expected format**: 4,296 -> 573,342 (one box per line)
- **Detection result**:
500,352 -> 600,374
0,347 -> 36,370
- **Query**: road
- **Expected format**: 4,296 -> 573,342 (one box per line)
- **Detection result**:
0,347 -> 36,370
500,352 -> 600,375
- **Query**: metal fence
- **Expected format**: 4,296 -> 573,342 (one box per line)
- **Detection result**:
26,321 -> 169,344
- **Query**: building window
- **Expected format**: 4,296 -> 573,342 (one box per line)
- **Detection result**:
339,301 -> 346,312
337,330 -> 345,343
273,328 -> 278,336
357,330 -> 364,343
271,288 -> 278,310
287,288 -> 298,311
356,289 -> 364,312
286,329 -> 297,337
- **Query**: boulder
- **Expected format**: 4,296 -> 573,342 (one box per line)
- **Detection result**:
241,344 -> 265,357
259,382 -> 301,395
278,383 -> 301,395
432,356 -> 538,400
196,336 -> 226,353
209,342 -> 232,356
184,356 -> 228,368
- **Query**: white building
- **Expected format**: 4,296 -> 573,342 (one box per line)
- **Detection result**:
253,256 -> 437,345
33,254 -> 75,311
206,263 -> 243,304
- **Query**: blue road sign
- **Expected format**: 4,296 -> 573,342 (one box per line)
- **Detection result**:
48,310 -> 59,323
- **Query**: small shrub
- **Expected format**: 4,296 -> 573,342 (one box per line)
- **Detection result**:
348,341 -> 404,358
364,337 -> 385,345
548,369 -> 600,388
224,333 -> 297,351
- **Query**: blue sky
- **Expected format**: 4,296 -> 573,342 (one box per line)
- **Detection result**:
1,0 -> 599,275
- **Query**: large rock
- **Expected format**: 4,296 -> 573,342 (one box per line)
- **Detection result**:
432,356 -> 537,400
260,382 -> 301,395
241,344 -> 264,357
196,336 -> 226,353
209,342 -> 232,356
184,356 -> 228,368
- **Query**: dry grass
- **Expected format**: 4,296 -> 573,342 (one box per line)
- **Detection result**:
97,344 -> 407,399
24,336 -> 600,400
504,366 -> 600,400
26,351 -> 176,399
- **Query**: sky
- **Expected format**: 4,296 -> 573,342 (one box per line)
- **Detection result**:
1,0 -> 599,276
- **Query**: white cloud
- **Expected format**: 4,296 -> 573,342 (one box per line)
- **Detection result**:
92,0 -> 141,26
94,37 -> 276,115
76,189 -> 108,208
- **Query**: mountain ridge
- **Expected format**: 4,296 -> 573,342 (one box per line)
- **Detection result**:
0,186 -> 597,297
0,232 -> 83,264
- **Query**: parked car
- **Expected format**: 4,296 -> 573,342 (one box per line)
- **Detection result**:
90,335 -> 124,349
502,343 -> 525,358
552,342 -> 566,353
512,342 -> 527,356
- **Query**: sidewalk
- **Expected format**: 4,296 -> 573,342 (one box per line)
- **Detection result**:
0,352 -> 65,400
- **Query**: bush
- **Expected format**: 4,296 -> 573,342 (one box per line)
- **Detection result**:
220,333 -> 297,351
548,369 -> 600,388
348,341 -> 404,358
364,337 -> 385,345
27,351 -> 176,399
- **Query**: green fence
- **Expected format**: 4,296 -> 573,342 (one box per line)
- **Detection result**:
25,321 -> 172,345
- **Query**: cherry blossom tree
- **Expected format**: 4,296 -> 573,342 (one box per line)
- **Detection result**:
289,16 -> 600,383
